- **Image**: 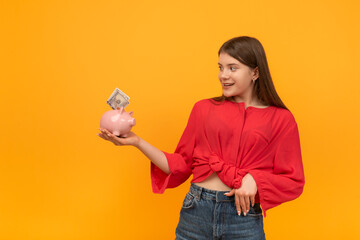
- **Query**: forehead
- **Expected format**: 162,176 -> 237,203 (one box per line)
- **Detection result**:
218,52 -> 244,66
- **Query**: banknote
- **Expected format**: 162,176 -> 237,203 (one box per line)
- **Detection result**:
106,88 -> 130,109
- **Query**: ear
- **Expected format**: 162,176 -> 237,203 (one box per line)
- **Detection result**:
252,66 -> 259,80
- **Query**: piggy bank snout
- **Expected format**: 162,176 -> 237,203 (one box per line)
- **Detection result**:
129,118 -> 136,127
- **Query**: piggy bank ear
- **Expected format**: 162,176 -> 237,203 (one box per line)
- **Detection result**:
129,111 -> 133,117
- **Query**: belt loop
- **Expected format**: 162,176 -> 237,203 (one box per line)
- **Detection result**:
196,187 -> 202,201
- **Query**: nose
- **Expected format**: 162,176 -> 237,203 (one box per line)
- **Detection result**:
219,69 -> 230,80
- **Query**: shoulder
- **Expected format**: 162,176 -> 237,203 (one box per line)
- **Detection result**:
194,98 -> 212,105
272,107 -> 297,127
194,98 -> 229,108
270,107 -> 301,141
188,99 -> 213,118
192,98 -> 213,110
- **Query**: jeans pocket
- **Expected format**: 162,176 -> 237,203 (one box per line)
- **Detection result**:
182,191 -> 196,209
246,212 -> 263,217
246,204 -> 263,217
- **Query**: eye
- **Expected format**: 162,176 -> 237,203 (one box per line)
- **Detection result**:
230,67 -> 237,71
218,66 -> 223,71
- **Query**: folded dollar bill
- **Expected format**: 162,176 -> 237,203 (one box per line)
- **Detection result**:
106,88 -> 130,109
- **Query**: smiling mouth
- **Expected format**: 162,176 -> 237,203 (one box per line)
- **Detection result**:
223,83 -> 235,87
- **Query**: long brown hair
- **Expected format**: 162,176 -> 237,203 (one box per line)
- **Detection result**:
211,36 -> 288,110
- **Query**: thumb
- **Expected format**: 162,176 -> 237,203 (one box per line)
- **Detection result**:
224,189 -> 235,196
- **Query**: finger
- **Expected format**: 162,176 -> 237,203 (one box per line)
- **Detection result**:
244,196 -> 250,214
102,129 -> 112,136
99,129 -> 123,145
101,129 -> 113,140
99,129 -> 108,137
224,189 -> 235,196
106,133 -> 121,145
106,132 -> 126,146
239,195 -> 246,216
104,133 -> 112,141
99,131 -> 110,140
250,195 -> 255,207
235,193 -> 241,216
100,128 -> 110,136
97,133 -> 106,139
99,128 -> 105,134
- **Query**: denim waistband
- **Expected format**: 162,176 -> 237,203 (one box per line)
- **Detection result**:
190,183 -> 234,202
189,183 -> 261,208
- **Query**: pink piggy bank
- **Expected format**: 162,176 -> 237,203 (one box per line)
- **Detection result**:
100,107 -> 136,137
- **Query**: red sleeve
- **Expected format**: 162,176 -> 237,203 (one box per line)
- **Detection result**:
150,102 -> 199,193
248,121 -> 305,217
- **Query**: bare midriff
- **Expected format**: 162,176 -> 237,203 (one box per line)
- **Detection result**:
194,172 -> 232,191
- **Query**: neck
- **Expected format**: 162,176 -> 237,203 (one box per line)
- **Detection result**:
230,95 -> 262,107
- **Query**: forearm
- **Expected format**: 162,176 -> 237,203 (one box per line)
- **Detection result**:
135,137 -> 171,175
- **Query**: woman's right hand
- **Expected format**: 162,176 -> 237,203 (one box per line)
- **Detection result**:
97,128 -> 140,147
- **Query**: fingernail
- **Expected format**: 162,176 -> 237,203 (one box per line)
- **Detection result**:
238,211 -> 241,216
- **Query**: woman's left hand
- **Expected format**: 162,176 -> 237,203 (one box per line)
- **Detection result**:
224,173 -> 258,216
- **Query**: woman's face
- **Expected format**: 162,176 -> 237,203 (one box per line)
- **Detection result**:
218,52 -> 258,102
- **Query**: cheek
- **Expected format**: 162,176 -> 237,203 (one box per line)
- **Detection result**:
233,80 -> 250,92
233,74 -> 251,86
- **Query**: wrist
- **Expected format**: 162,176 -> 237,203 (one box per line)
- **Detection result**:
133,136 -> 142,148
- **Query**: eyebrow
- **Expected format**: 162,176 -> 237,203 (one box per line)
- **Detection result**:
218,63 -> 239,66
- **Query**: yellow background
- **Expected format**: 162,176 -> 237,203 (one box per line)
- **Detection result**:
1,0 -> 359,239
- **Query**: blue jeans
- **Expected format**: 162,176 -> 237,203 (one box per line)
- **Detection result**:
175,183 -> 266,240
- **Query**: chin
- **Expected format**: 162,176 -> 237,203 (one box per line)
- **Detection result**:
223,92 -> 234,98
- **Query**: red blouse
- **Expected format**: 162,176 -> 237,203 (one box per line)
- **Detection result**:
150,98 -> 305,217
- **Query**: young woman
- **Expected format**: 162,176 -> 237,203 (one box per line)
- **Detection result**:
98,36 -> 305,240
